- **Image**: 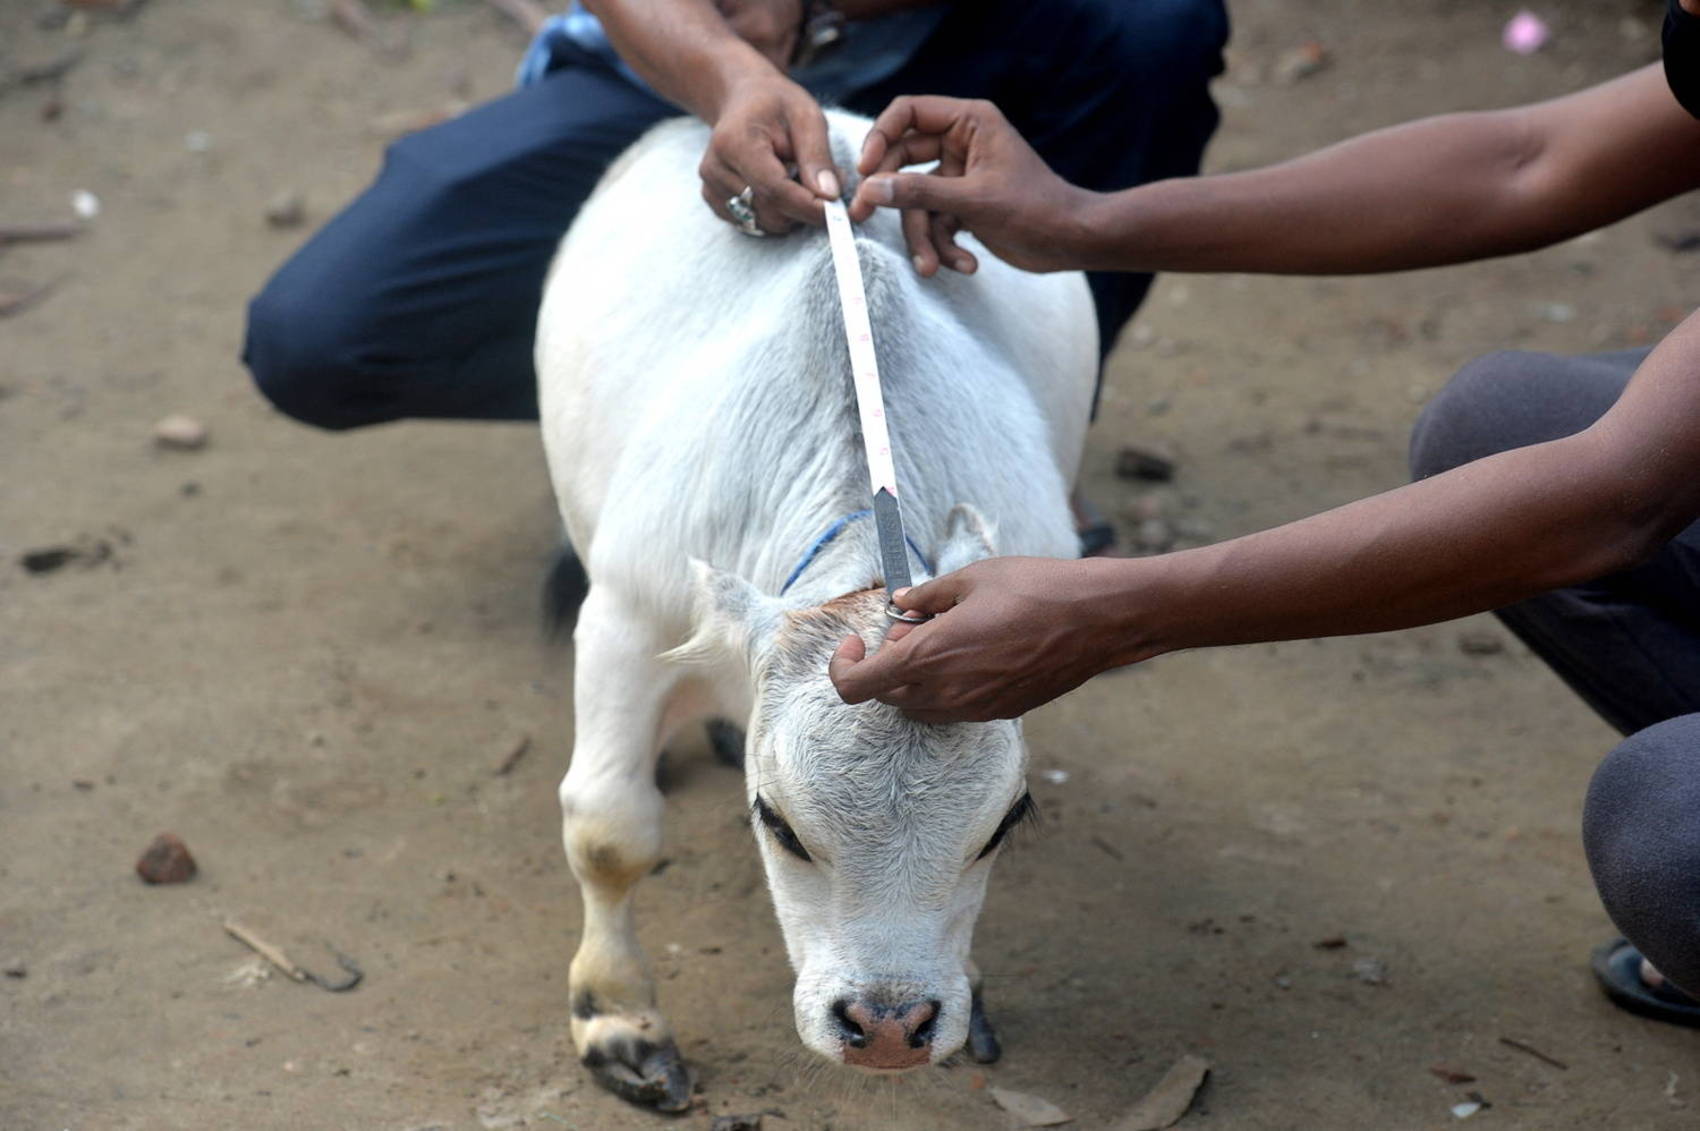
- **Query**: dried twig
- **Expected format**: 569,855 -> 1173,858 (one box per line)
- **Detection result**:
481,0 -> 548,35
1498,1035 -> 1568,1071
494,733 -> 532,776
223,918 -> 364,992
224,919 -> 308,982
0,223 -> 82,245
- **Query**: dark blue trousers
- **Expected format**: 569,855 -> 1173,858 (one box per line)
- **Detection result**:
1411,348 -> 1700,995
243,0 -> 1227,430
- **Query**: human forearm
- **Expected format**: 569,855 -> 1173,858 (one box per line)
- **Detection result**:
1085,67 -> 1700,275
584,0 -> 775,119
1117,321 -> 1700,659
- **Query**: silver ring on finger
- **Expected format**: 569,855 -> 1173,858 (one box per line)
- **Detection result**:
726,186 -> 765,238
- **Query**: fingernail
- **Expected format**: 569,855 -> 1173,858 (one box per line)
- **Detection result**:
912,255 -> 927,274
817,169 -> 841,199
893,586 -> 912,599
869,176 -> 894,204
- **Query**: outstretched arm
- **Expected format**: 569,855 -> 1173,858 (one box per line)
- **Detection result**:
850,66 -> 1700,276
830,313 -> 1700,722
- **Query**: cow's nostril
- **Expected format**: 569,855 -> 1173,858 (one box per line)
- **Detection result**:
831,998 -> 867,1049
907,1000 -> 940,1049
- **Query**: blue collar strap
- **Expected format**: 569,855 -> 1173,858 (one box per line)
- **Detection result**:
780,510 -> 934,595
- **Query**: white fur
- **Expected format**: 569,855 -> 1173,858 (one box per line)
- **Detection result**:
537,110 -> 1096,1076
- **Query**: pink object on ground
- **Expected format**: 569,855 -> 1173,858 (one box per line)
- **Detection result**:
1503,10 -> 1550,55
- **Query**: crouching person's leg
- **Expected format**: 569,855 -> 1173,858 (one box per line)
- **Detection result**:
1586,714 -> 1700,1023
243,60 -> 675,430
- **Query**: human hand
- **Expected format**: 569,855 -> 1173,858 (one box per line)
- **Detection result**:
715,0 -> 803,69
827,557 -> 1139,722
849,96 -> 1098,275
701,72 -> 841,234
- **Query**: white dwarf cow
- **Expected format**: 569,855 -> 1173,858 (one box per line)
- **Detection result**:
536,110 -> 1096,1111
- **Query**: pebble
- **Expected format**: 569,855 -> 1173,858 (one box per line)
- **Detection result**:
70,189 -> 99,219
135,832 -> 198,884
154,414 -> 209,450
265,190 -> 306,229
989,1087 -> 1071,1127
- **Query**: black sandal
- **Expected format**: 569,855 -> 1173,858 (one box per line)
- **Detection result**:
1591,937 -> 1700,1028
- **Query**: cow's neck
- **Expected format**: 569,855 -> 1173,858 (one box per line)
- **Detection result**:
775,505 -> 926,608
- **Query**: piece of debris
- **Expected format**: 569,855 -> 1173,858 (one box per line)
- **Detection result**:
1457,630 -> 1504,656
493,733 -> 532,776
264,190 -> 306,229
184,130 -> 213,153
1498,1035 -> 1568,1070
709,1115 -> 763,1131
990,1087 -> 1072,1127
1351,957 -> 1389,985
0,222 -> 82,245
136,832 -> 198,884
1273,41 -> 1330,84
1430,1065 -> 1477,1085
1091,835 -> 1125,861
1113,1054 -> 1211,1131
7,47 -> 85,87
223,956 -> 275,988
0,278 -> 62,320
1115,445 -> 1176,482
1502,10 -> 1550,55
1039,768 -> 1069,784
222,919 -> 364,992
1451,1100 -> 1483,1120
1312,935 -> 1348,950
1538,301 -> 1576,324
2,960 -> 27,979
19,537 -> 111,574
70,189 -> 100,220
153,414 -> 210,451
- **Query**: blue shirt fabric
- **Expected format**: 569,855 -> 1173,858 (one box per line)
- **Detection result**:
516,2 -> 945,102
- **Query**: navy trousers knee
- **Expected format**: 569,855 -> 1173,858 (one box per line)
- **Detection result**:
243,2 -> 1227,431
1412,347 -> 1700,993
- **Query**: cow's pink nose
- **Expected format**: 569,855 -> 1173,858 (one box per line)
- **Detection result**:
833,997 -> 939,1070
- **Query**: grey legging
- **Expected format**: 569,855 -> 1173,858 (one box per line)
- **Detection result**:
1410,347 -> 1700,994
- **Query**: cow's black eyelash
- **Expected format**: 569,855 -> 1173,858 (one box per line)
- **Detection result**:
976,792 -> 1039,860
754,796 -> 811,862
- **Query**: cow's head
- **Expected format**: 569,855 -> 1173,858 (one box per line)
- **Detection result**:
678,506 -> 1031,1070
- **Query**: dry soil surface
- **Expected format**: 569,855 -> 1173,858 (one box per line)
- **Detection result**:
5,1 -> 1700,1129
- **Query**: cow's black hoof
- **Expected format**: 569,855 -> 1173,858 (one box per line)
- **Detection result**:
581,1032 -> 693,1113
967,990 -> 1002,1064
706,719 -> 746,769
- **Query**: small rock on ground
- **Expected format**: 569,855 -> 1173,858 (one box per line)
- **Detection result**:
136,832 -> 197,884
154,414 -> 209,451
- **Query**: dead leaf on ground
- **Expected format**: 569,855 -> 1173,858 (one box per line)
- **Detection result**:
989,1086 -> 1072,1127
1113,1054 -> 1211,1131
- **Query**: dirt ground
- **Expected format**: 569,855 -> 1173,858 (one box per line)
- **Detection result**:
5,1 -> 1700,1128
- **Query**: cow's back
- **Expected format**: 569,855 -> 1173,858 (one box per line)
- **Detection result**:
536,111 -> 1097,632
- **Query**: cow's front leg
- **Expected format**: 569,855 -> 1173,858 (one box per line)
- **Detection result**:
560,590 -> 692,1112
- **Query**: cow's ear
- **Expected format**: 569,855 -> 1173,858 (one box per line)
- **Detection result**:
665,559 -> 783,670
934,504 -> 998,576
